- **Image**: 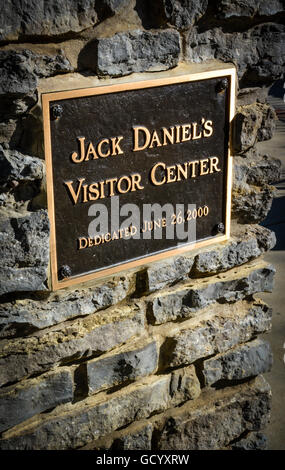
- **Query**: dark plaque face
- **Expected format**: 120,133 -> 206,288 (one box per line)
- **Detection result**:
42,68 -> 235,290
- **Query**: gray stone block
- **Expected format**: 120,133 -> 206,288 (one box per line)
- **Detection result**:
0,368 -> 73,433
137,254 -> 194,294
232,150 -> 281,223
0,266 -> 49,297
0,120 -> 21,146
0,0 -> 128,41
156,376 -> 271,449
0,376 -> 170,449
0,49 -> 72,120
86,340 -> 158,394
232,182 -> 275,224
232,143 -> 280,225
0,210 -> 49,296
202,339 -> 273,386
233,102 -> 277,153
0,50 -> 37,98
157,0 -> 208,30
234,151 -> 281,187
96,0 -> 130,18
237,87 -> 269,107
166,300 -> 272,368
0,303 -> 146,386
230,431 -> 267,450
216,0 -> 285,18
0,145 -> 44,192
186,23 -> 285,86
169,365 -> 201,406
0,368 -> 197,449
193,224 -> 276,276
148,262 -> 275,325
96,29 -> 181,76
0,274 -> 134,338
112,423 -> 153,450
81,420 -> 153,450
83,376 -> 270,451
257,104 -> 277,142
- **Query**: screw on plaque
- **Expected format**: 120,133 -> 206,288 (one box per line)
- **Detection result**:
50,104 -> 63,120
216,78 -> 228,93
215,222 -> 225,234
58,265 -> 72,280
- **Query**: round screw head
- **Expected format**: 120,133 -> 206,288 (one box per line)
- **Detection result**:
58,265 -> 72,280
216,78 -> 228,93
215,222 -> 225,234
50,104 -> 63,120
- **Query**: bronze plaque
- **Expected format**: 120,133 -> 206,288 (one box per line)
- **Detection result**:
43,67 -> 235,290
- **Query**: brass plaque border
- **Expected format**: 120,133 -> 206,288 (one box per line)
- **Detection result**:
42,66 -> 236,291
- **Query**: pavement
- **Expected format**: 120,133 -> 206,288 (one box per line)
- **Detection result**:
256,80 -> 285,450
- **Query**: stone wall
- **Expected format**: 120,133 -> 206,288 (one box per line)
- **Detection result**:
0,0 -> 284,450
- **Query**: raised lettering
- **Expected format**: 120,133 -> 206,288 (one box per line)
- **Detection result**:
133,126 -> 151,152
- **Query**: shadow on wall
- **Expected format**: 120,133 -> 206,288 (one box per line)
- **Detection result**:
77,38 -> 99,73
262,194 -> 285,251
269,78 -> 285,100
260,78 -> 285,251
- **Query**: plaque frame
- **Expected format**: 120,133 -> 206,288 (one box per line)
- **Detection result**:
42,65 -> 236,291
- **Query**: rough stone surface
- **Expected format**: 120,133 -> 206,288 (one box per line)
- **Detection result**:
0,210 -> 49,296
96,29 -> 181,76
169,365 -> 201,406
82,376 -> 271,450
202,339 -> 273,386
192,224 -> 276,276
232,149 -> 281,224
230,431 -> 267,450
0,0 -> 128,42
86,340 -> 158,394
136,254 -> 194,294
0,53 -> 37,121
0,266 -> 49,298
96,0 -> 130,18
0,368 -> 73,433
232,145 -> 280,225
157,0 -> 208,30
0,224 -> 276,336
165,299 -> 272,368
257,104 -> 277,141
237,87 -> 269,107
0,368 -> 200,450
148,262 -> 274,324
232,182 -> 275,224
216,0 -> 285,18
0,50 -> 37,97
0,303 -> 146,387
0,376 -> 170,449
112,423 -> 153,450
186,23 -> 285,86
241,23 -> 285,87
233,107 -> 263,153
21,50 -> 72,79
233,103 -> 277,153
0,119 -> 22,146
0,49 -> 72,120
0,274 -> 135,338
155,376 -> 271,450
234,150 -> 281,187
0,0 -> 280,452
80,420 -> 153,450
0,145 -> 44,192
